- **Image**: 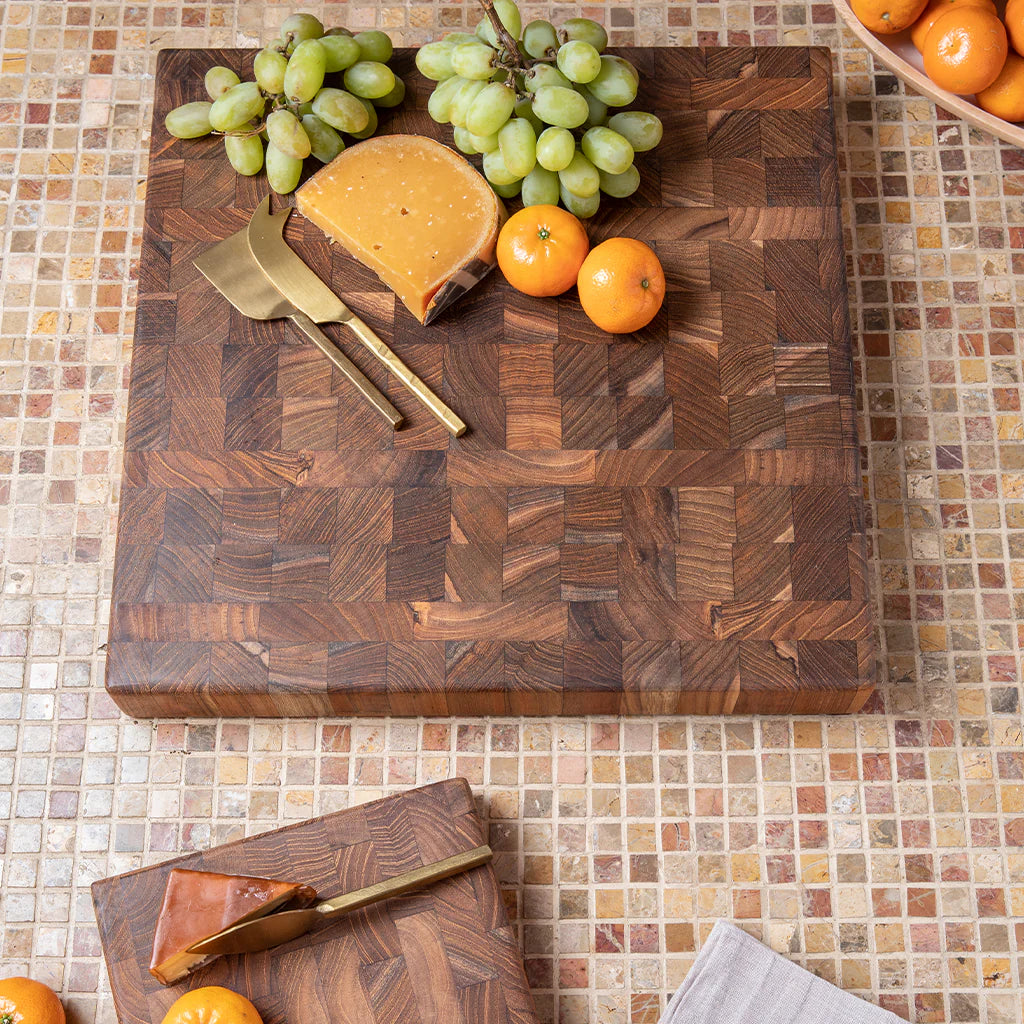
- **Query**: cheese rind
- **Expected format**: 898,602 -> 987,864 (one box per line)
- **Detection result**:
296,134 -> 504,324
148,868 -> 316,985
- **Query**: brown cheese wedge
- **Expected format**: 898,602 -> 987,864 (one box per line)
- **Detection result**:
149,868 -> 316,985
296,134 -> 505,324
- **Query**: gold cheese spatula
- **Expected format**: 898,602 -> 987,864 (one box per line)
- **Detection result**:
246,196 -> 467,437
194,221 -> 402,430
185,844 -> 492,957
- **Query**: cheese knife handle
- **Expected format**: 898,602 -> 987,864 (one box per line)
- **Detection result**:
289,310 -> 403,430
315,845 -> 493,919
344,314 -> 467,438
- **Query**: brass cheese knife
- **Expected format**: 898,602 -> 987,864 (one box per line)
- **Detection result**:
194,223 -> 402,430
187,844 -> 492,957
246,196 -> 467,438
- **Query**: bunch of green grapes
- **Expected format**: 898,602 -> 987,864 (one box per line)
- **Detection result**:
163,13 -> 404,195
415,0 -> 662,217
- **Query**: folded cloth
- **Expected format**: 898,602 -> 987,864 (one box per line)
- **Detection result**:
660,921 -> 906,1024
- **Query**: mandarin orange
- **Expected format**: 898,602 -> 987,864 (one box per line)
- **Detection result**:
0,977 -> 65,1024
977,51 -> 1024,118
922,5 -> 1008,93
850,0 -> 930,32
910,0 -> 997,50
160,987 -> 264,1024
496,205 -> 590,297
576,237 -> 665,335
1004,0 -> 1024,57
943,0 -> 996,10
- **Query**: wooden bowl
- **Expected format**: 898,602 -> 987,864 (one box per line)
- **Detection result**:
833,0 -> 1024,148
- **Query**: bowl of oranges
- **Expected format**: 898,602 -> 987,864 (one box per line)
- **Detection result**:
836,0 -> 1024,147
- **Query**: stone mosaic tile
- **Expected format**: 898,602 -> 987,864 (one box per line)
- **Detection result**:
2,1 -> 1024,1023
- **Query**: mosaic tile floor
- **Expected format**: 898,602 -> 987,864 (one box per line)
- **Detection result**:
2,1 -> 1024,1022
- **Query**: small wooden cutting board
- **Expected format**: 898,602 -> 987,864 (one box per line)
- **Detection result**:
106,46 -> 874,717
92,779 -> 537,1024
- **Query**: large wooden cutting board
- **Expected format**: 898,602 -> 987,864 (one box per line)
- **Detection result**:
106,46 -> 874,717
92,779 -> 537,1024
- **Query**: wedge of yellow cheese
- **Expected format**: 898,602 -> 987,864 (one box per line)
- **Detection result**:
296,134 -> 505,324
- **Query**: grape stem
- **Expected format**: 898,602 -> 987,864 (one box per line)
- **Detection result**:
216,120 -> 267,138
477,0 -> 528,71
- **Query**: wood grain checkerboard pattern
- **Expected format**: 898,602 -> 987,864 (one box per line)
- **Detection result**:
106,46 -> 874,717
92,779 -> 538,1024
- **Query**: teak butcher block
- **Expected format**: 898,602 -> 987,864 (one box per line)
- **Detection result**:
92,779 -> 537,1024
106,46 -> 874,717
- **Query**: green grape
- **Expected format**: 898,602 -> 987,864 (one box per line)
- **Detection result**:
344,61 -> 396,100
598,164 -> 640,198
535,126 -> 575,171
556,40 -> 602,84
482,148 -> 521,186
559,182 -> 600,218
416,41 -> 457,81
492,179 -> 523,199
559,17 -> 608,52
266,142 -> 303,194
469,130 -> 499,152
451,41 -> 497,81
475,0 -> 522,47
281,13 -> 324,43
312,87 -> 370,133
297,100 -> 315,116
324,26 -> 353,36
302,114 -> 345,163
522,165 -> 559,206
448,78 -> 486,128
427,74 -> 466,123
498,117 -> 536,177
224,134 -> 264,175
576,84 -> 608,126
254,48 -> 288,93
443,31 -> 478,44
320,33 -> 361,73
266,37 -> 291,54
580,125 -> 633,174
513,95 -> 544,133
204,66 -> 239,100
531,86 -> 589,129
586,55 -> 639,106
522,19 -> 559,59
374,77 -> 406,108
266,108 -> 312,160
523,63 -> 572,92
558,150 -> 600,196
349,97 -> 378,139
606,111 -> 663,152
165,101 -> 213,139
209,82 -> 264,132
453,126 -> 479,154
354,29 -> 393,63
284,39 -> 327,103
465,82 -> 516,137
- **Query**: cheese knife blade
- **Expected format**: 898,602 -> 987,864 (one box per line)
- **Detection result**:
246,196 -> 467,437
185,845 -> 493,957
246,196 -> 350,325
193,224 -> 401,430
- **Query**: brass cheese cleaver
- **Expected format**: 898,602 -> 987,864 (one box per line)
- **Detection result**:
194,221 -> 402,430
246,196 -> 467,438
186,844 -> 492,957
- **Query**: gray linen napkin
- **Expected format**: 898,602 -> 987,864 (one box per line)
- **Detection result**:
659,921 -> 907,1024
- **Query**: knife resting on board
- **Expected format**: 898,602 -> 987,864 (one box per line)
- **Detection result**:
193,226 -> 403,430
246,195 -> 467,438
